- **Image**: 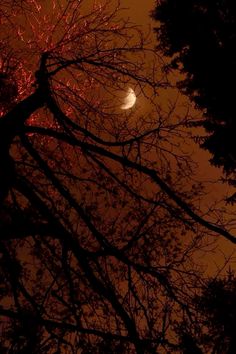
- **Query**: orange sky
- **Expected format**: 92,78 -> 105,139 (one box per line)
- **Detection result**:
4,0 -> 235,273
74,0 -> 236,273
120,0 -> 236,274
120,0 -> 155,27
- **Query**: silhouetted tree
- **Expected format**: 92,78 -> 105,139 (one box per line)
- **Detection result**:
152,0 -> 236,193
1,1 -> 236,353
177,272 -> 236,354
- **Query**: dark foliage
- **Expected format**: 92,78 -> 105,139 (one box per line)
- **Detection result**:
175,272 -> 236,354
152,0 -> 236,179
195,273 -> 236,353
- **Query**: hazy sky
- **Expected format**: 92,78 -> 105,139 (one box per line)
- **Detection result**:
120,0 -> 155,28
119,0 -> 236,272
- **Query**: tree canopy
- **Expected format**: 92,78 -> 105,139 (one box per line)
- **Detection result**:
152,0 -> 236,189
177,272 -> 236,354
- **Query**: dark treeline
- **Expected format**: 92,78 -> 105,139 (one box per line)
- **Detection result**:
153,0 -> 236,201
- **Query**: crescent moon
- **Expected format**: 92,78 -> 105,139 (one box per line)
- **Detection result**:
121,88 -> 136,110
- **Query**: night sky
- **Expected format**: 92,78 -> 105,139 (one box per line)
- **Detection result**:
121,0 -> 236,273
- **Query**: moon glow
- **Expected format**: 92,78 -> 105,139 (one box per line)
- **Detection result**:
121,88 -> 136,110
